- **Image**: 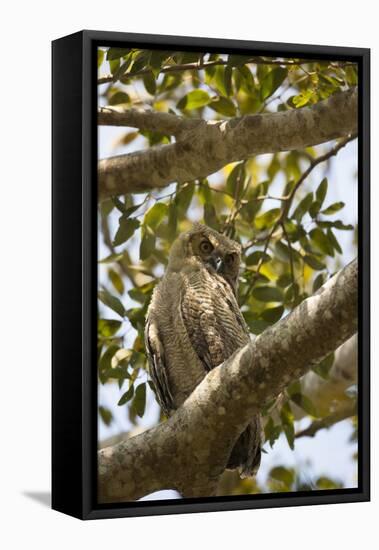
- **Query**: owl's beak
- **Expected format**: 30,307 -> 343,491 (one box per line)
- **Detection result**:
207,253 -> 222,271
215,257 -> 223,271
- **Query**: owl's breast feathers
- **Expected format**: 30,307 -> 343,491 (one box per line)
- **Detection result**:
145,267 -> 249,411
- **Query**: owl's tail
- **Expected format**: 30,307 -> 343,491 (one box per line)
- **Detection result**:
227,414 -> 263,478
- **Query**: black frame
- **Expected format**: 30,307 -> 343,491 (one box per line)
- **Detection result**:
52,30 -> 370,520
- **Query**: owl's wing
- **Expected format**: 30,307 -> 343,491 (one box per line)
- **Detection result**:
144,318 -> 174,417
181,274 -> 249,371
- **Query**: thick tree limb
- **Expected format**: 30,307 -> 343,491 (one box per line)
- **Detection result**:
98,87 -> 357,201
98,258 -> 357,502
98,335 -> 358,450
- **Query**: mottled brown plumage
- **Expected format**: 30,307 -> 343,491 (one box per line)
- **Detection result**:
145,224 -> 262,477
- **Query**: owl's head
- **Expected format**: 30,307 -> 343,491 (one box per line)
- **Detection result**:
168,223 -> 242,294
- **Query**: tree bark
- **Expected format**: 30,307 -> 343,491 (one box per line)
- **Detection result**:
98,87 -> 357,201
98,258 -> 357,502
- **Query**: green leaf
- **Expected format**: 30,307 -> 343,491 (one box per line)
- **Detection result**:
203,203 -> 219,230
244,315 -> 270,334
108,91 -> 130,105
113,217 -> 140,247
290,393 -> 319,417
332,220 -> 354,230
109,58 -> 120,76
212,66 -> 230,97
175,182 -> 195,215
316,220 -> 354,231
167,201 -> 178,240
312,353 -> 334,379
123,201 -> 145,217
98,49 -> 105,68
309,200 -> 322,218
245,251 -> 271,266
104,365 -> 130,382
303,254 -> 326,271
99,344 -> 119,373
111,196 -> 127,213
143,71 -> 157,95
149,51 -> 170,76
261,305 -> 284,323
284,282 -> 300,304
227,54 -> 249,67
226,162 -> 245,198
316,476 -> 343,490
118,384 -> 134,406
270,466 -> 295,487
208,96 -> 236,117
309,228 -> 335,257
255,208 -> 281,230
264,416 -> 282,447
98,289 -> 126,317
237,65 -> 256,94
260,67 -> 288,101
276,273 -> 293,288
252,286 -> 283,303
100,198 -> 114,217
327,228 -> 342,254
223,65 -> 233,96
108,268 -> 124,294
140,226 -> 156,260
291,90 -> 314,108
280,401 -> 295,450
292,192 -> 313,222
132,383 -> 146,417
128,281 -> 155,304
99,406 -> 113,426
316,177 -> 328,206
99,252 -> 124,264
275,241 -> 301,264
312,273 -> 324,293
321,201 -> 345,215
117,131 -> 139,147
177,89 -> 211,110
144,203 -> 168,230
107,47 -> 129,61
98,319 -> 122,338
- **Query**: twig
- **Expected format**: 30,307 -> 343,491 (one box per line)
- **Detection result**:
295,402 -> 356,438
98,58 -> 350,85
240,133 -> 357,305
281,221 -> 295,291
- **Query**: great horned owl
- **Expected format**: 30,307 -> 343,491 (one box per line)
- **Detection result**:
145,223 -> 262,477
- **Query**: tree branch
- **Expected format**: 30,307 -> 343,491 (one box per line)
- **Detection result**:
98,258 -> 357,502
98,106 -> 189,136
98,58 -> 354,85
98,87 -> 357,201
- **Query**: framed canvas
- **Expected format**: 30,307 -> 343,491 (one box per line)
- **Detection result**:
52,30 -> 370,520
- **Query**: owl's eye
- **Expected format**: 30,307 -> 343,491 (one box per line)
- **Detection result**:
199,239 -> 213,254
225,253 -> 236,266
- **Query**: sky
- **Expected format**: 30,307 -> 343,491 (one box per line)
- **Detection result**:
97,54 -> 358,495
